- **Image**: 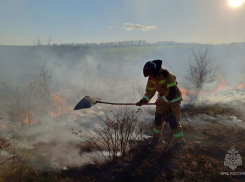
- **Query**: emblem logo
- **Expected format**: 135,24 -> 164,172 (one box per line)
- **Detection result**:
224,146 -> 242,171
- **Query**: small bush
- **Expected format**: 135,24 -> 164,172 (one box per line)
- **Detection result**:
79,107 -> 144,163
0,131 -> 16,165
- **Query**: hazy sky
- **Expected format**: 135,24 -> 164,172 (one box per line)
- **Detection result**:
0,0 -> 245,45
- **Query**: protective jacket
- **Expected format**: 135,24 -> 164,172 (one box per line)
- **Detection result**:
140,60 -> 182,104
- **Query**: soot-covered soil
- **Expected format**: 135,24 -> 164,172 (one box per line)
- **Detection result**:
55,104 -> 245,182
1,103 -> 245,182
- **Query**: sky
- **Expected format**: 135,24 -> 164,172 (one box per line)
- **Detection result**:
0,0 -> 245,45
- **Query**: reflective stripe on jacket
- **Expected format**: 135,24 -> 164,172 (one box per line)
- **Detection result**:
141,68 -> 182,103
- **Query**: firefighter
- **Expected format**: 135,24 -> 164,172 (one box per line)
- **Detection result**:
136,60 -> 185,152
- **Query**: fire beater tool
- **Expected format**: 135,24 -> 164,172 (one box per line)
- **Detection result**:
74,96 -> 155,110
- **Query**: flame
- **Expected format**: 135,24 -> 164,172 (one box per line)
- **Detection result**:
180,74 -> 245,101
199,75 -> 227,96
50,92 -> 69,118
50,92 -> 65,105
179,87 -> 195,101
49,93 -> 78,120
236,82 -> 245,90
1,124 -> 9,130
179,87 -> 189,96
22,111 -> 38,124
24,117 -> 29,124
214,75 -> 226,92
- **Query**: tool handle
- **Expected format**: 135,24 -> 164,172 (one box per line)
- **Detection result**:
96,101 -> 155,105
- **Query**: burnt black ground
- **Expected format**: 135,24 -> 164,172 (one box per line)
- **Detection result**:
55,104 -> 245,182
1,104 -> 245,182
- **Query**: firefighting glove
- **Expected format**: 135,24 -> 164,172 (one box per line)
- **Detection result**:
136,100 -> 143,106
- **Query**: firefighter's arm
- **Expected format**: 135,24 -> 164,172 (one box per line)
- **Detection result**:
157,74 -> 177,105
140,79 -> 156,104
163,74 -> 177,102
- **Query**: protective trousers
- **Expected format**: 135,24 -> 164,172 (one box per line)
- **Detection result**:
153,101 -> 184,143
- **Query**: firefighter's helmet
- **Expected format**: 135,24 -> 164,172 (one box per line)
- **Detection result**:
143,61 -> 157,77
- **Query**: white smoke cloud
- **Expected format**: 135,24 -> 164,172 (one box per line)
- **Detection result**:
0,43 -> 245,172
123,23 -> 157,31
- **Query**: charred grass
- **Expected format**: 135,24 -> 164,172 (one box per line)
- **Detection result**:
1,104 -> 245,181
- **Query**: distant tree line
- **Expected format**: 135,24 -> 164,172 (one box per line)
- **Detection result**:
52,40 -> 190,47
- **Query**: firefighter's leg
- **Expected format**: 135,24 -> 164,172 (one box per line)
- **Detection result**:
153,105 -> 167,139
169,102 -> 184,143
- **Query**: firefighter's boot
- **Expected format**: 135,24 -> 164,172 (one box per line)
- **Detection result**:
147,138 -> 160,149
167,139 -> 186,156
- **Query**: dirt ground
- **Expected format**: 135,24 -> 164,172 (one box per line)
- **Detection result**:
1,103 -> 245,182
56,104 -> 245,182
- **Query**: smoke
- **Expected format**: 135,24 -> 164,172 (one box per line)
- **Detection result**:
0,43 -> 245,170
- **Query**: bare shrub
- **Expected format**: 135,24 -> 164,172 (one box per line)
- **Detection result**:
47,36 -> 52,46
33,36 -> 52,46
184,47 -> 219,104
33,36 -> 42,46
79,107 -> 144,163
0,64 -> 57,130
0,131 -> 17,165
0,64 -> 59,172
